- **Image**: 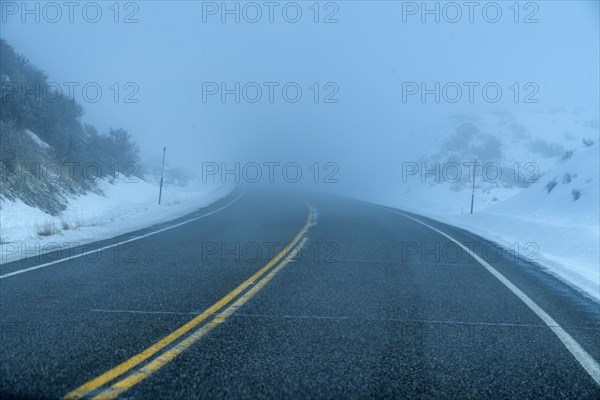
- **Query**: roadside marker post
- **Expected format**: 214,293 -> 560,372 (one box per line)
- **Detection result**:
470,157 -> 477,214
159,146 -> 166,205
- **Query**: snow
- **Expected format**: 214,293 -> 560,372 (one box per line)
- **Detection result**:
439,147 -> 598,300
0,175 -> 232,264
24,129 -> 51,149
2,107 -> 598,302
382,109 -> 600,301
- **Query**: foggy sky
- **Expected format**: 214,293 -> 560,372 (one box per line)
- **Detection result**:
2,1 -> 598,194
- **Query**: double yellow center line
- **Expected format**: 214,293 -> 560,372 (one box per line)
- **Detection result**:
64,204 -> 314,400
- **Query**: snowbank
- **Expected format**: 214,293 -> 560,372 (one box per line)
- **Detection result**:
386,146 -> 599,301
0,175 -> 232,264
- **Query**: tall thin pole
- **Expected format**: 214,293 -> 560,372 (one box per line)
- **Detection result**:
158,146 -> 166,205
470,158 -> 477,214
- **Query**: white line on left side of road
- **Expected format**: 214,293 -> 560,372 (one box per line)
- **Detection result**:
0,190 -> 245,280
388,208 -> 600,386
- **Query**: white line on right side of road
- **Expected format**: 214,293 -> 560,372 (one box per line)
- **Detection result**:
389,209 -> 600,386
0,189 -> 245,280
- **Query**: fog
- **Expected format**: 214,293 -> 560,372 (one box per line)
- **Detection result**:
2,1 -> 598,198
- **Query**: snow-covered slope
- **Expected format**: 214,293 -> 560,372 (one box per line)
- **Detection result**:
388,109 -> 597,212
442,146 -> 599,300
381,109 -> 599,300
487,146 -> 598,226
0,175 -> 232,264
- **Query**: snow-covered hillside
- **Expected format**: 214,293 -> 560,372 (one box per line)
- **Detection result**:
0,175 -> 232,264
441,146 -> 598,300
1,121 -> 232,265
384,109 -> 600,300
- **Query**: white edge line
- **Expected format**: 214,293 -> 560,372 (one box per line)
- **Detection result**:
0,189 -> 245,279
385,208 -> 600,386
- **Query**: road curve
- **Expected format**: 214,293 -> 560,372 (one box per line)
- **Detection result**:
1,188 -> 598,399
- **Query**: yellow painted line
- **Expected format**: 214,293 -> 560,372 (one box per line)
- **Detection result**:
92,237 -> 308,400
63,205 -> 313,400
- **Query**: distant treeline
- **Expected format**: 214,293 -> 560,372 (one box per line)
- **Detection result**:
0,39 -> 141,213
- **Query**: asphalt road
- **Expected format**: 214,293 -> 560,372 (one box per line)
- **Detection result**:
1,188 -> 599,399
